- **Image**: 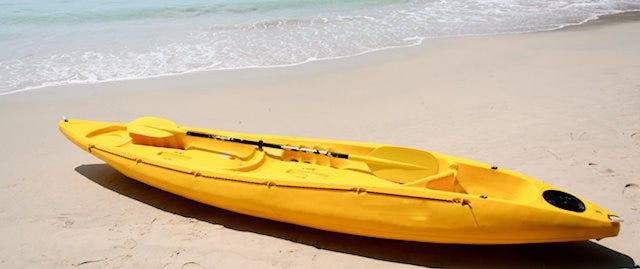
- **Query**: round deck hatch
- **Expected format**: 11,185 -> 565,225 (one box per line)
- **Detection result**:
543,190 -> 586,213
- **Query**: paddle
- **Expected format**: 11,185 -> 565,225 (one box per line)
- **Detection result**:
128,117 -> 256,159
129,117 -> 438,183
184,131 -> 438,183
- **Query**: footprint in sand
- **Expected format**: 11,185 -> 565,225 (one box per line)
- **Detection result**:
181,262 -> 204,269
52,214 -> 75,228
601,168 -> 617,176
623,183 -> 640,202
624,129 -> 640,147
587,162 -> 617,177
115,238 -> 137,249
568,131 -> 588,141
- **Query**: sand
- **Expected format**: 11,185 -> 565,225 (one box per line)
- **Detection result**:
1,13 -> 639,268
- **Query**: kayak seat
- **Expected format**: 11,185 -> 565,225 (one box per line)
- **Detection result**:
224,150 -> 266,171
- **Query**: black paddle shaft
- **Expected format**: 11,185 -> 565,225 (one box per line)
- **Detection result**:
186,131 -> 349,159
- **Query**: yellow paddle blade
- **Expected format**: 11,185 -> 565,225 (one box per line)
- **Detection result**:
366,146 -> 439,183
127,117 -> 256,159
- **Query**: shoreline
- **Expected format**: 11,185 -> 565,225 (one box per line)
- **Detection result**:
1,9 -> 639,269
2,11 -> 640,99
561,10 -> 640,30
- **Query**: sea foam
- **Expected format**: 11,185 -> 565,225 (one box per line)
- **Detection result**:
0,0 -> 638,95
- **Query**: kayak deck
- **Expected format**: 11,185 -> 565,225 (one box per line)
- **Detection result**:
84,120 -> 537,203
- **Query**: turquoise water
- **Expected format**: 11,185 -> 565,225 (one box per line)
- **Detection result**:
1,0 -> 639,95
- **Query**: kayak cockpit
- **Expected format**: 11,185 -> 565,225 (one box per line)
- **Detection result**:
454,163 -> 539,201
402,159 -> 539,202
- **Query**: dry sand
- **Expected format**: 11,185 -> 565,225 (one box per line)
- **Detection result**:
1,13 -> 639,268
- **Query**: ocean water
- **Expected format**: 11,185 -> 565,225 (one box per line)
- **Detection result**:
1,0 -> 638,95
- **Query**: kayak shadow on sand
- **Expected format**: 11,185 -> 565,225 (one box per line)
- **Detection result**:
75,163 -> 636,269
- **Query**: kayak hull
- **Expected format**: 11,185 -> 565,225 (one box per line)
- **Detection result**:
59,117 -> 620,244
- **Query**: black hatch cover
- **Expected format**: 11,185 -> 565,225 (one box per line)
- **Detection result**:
543,190 -> 586,213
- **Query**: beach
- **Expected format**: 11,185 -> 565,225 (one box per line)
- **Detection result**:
1,12 -> 639,268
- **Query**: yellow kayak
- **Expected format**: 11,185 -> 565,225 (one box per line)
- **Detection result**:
59,117 -> 621,244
